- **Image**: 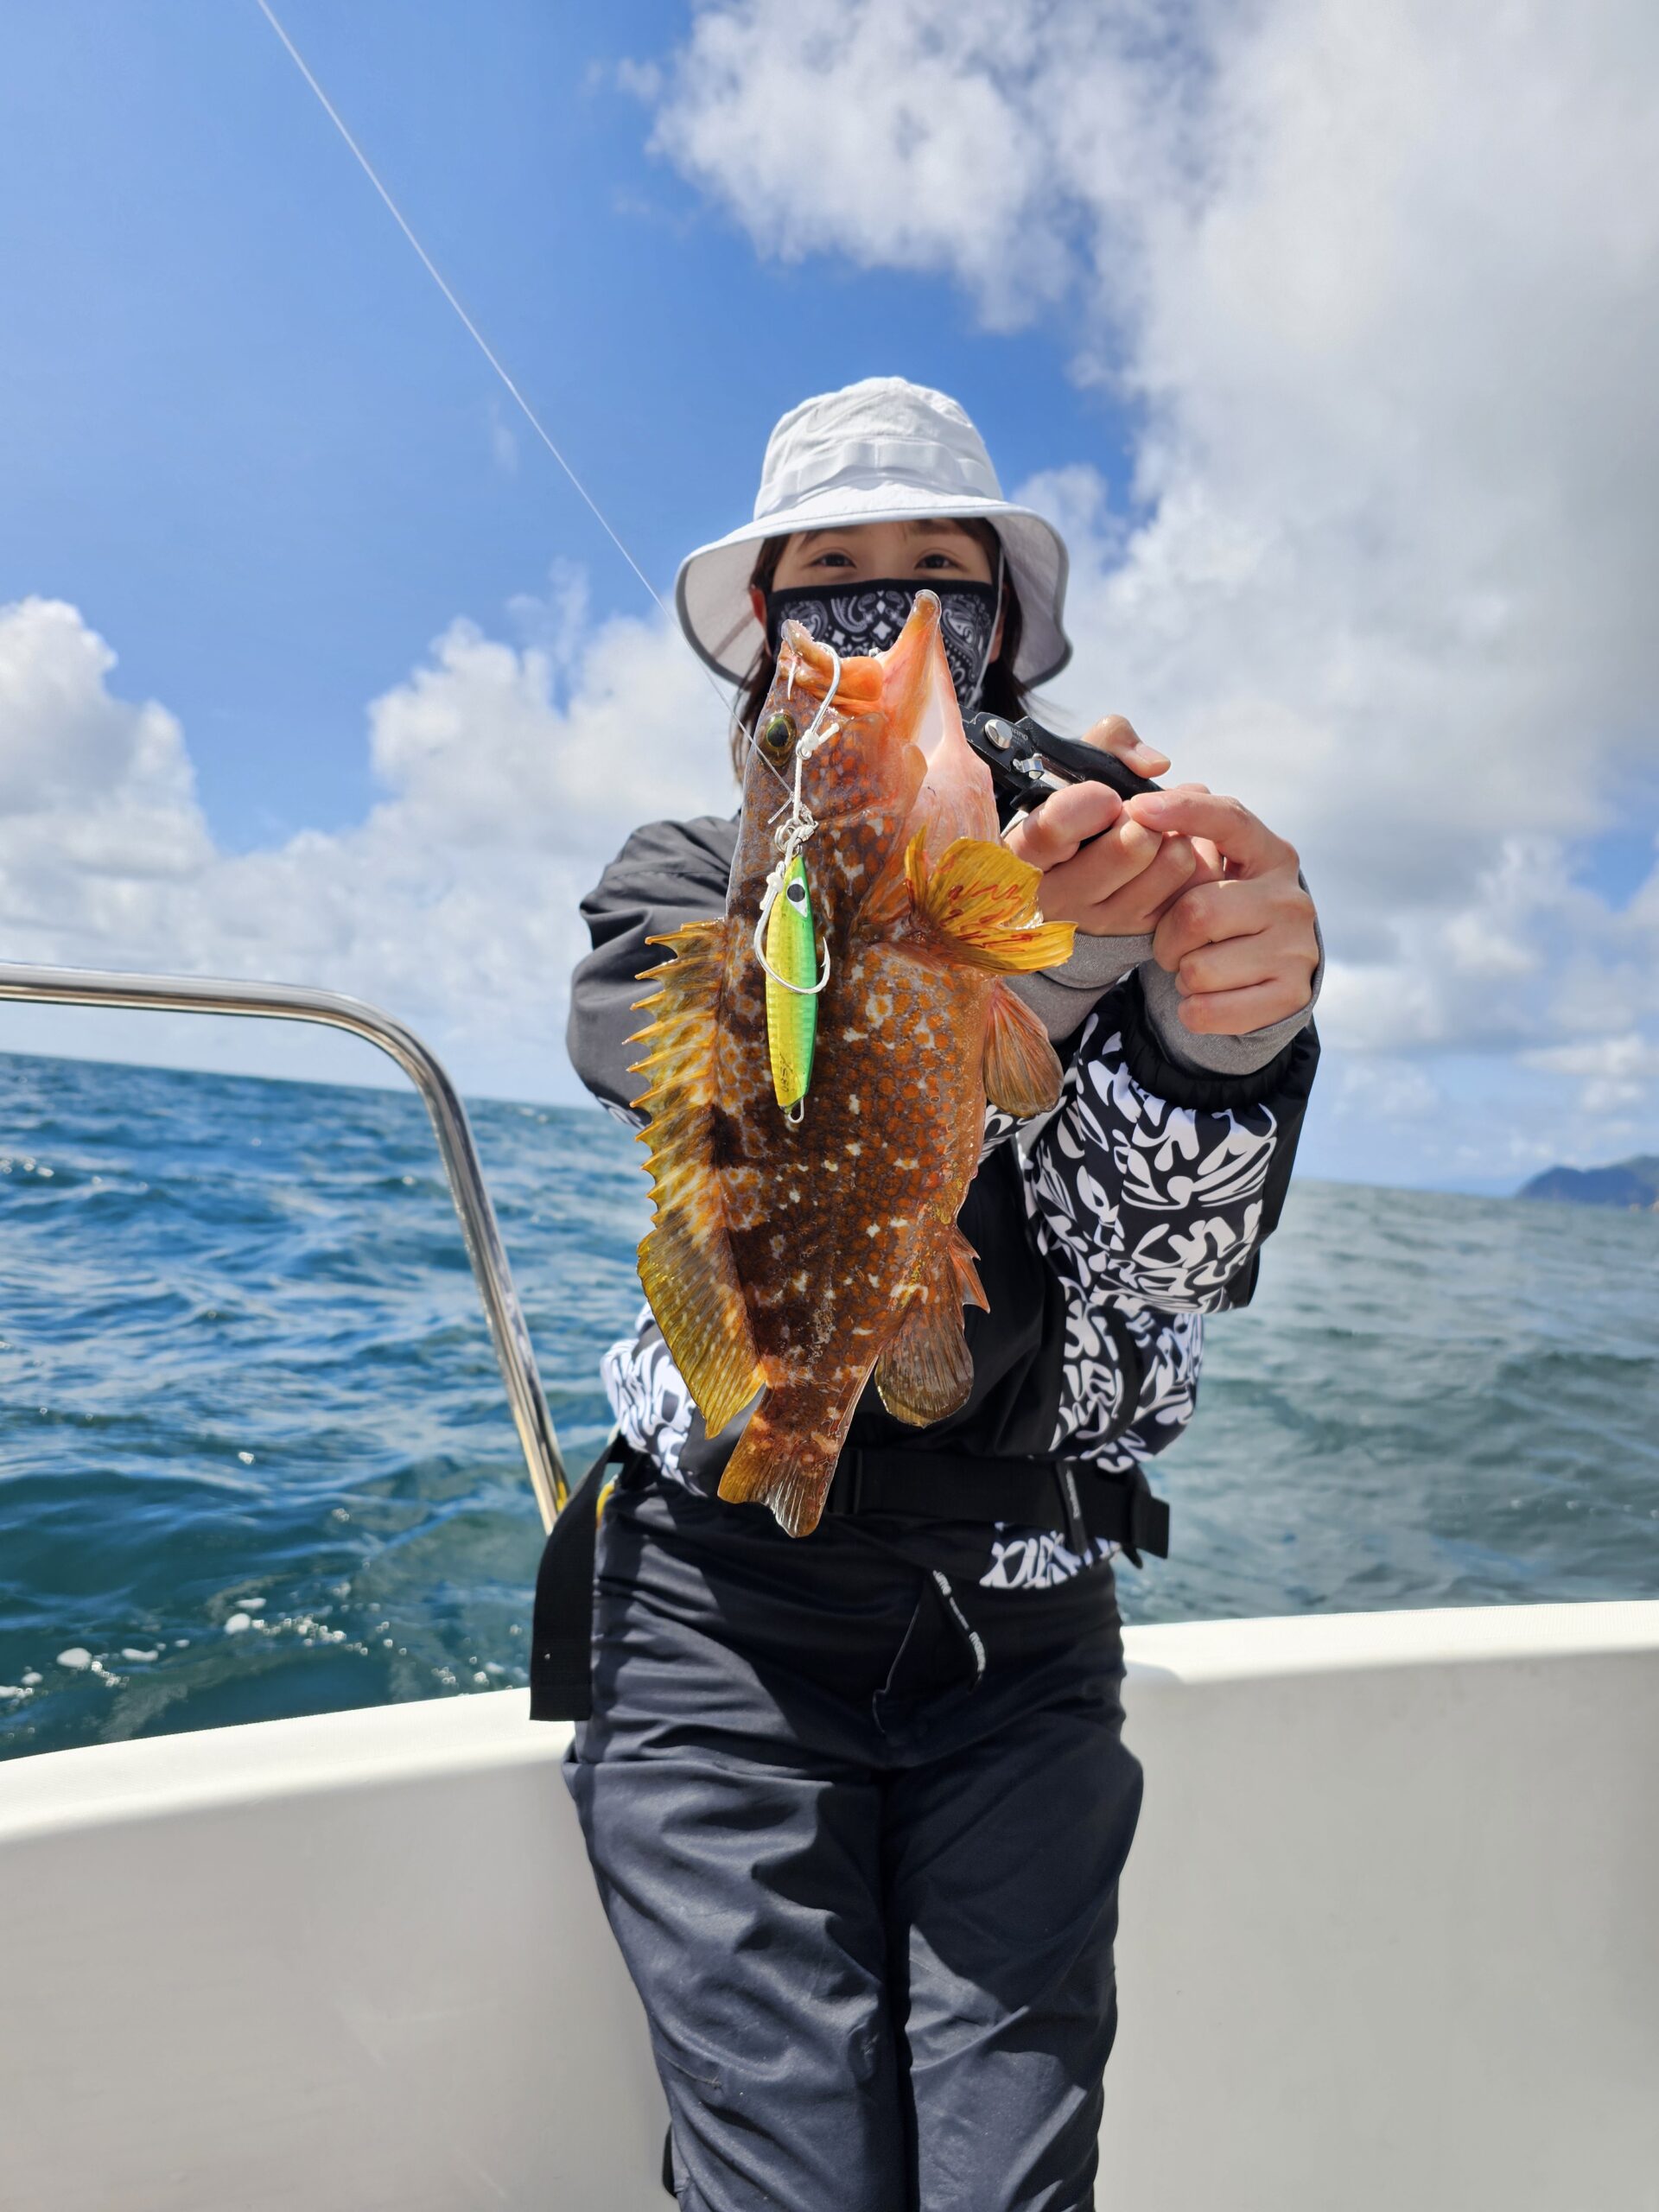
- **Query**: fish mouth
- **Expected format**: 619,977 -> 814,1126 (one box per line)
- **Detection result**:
766,592 -> 989,836
876,589 -> 959,764
876,589 -> 944,695
776,620 -> 883,719
880,590 -> 995,838
775,592 -> 945,728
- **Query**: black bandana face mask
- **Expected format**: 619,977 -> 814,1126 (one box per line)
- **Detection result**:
763,578 -> 1001,713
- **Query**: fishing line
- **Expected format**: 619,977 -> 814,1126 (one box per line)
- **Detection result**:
750,632 -> 842,814
753,646 -> 839,998
255,0 -> 860,1026
253,0 -> 867,803
252,0 -> 734,716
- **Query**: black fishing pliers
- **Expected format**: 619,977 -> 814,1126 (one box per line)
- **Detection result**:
963,710 -> 1163,830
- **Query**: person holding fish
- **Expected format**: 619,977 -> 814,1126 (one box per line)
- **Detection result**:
536,378 -> 1321,2209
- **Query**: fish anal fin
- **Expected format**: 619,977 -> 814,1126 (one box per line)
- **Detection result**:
874,1237 -> 976,1427
982,980 -> 1065,1117
946,1224 -> 988,1313
719,1388 -> 851,1537
906,833 -> 1075,974
627,917 -> 762,1437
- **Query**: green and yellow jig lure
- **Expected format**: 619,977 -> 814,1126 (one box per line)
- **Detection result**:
751,652 -> 839,1123
762,854 -> 818,1117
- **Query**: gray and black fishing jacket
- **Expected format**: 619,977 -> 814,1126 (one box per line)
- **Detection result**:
569,814 -> 1320,1591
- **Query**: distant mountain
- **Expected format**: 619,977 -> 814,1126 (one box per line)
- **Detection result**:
1518,1155 -> 1659,1210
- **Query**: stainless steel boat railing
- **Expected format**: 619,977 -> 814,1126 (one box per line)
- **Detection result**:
0,961 -> 568,1529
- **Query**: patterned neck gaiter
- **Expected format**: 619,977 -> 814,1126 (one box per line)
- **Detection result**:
764,579 -> 1001,713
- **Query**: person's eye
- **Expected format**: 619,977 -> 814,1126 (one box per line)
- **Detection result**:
810,550 -> 855,569
916,551 -> 963,570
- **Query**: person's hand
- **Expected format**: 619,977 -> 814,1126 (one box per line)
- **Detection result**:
1122,788 -> 1319,1036
1004,718 -> 1206,937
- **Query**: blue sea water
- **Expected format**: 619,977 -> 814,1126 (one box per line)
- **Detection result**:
2,1048 -> 1656,1764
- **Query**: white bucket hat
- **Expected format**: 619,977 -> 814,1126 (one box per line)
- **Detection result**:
675,376 -> 1073,690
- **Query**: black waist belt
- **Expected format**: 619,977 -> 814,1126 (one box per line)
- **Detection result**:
823,1446 -> 1169,1567
529,1440 -> 1169,1724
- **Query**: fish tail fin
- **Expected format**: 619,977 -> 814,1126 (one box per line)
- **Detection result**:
719,1390 -> 847,1538
906,833 -> 1076,973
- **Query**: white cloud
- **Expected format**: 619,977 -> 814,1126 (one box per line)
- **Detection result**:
1523,1032 -> 1659,1117
644,0 -> 1659,1178
6,0 -> 1659,1189
0,589 -> 731,1100
0,596 -> 212,875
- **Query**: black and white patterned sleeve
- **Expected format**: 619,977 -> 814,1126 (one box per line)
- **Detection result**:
1025,976 -> 1320,1318
602,1309 -> 696,1484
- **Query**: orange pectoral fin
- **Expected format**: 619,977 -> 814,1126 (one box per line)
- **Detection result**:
628,918 -> 763,1437
874,1229 -> 979,1427
906,834 -> 1075,974
874,1296 -> 975,1428
982,980 -> 1065,1117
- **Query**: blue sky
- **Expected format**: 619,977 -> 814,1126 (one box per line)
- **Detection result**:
2,1 -> 1655,1192
0,1 -> 1130,846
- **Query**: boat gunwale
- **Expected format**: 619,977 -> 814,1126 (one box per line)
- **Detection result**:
5,1598 -> 1655,1846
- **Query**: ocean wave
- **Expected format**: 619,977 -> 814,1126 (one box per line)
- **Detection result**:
2,1048 -> 1654,1762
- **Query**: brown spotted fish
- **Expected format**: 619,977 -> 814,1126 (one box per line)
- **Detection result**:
627,592 -> 1074,1535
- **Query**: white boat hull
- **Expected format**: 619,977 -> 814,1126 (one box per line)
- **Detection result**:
3,1601 -> 1656,2210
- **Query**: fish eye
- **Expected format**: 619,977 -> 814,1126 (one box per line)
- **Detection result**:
760,713 -> 794,757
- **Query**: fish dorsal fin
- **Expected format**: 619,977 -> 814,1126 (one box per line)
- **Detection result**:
982,979 -> 1065,1116
874,1226 -> 982,1426
906,833 -> 1076,973
628,918 -> 763,1437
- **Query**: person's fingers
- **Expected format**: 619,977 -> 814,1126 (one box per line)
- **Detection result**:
1171,837 -> 1226,900
1079,714 -> 1171,776
1189,836 -> 1224,884
1004,781 -> 1123,870
1152,872 -> 1311,972
1063,835 -> 1199,935
1175,977 -> 1313,1036
1174,925 -> 1318,1000
1175,931 -> 1270,997
1033,817 -> 1168,922
1125,787 -> 1293,876
1152,880 -> 1261,970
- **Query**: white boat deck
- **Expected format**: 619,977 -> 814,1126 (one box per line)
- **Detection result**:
3,1599 -> 1656,2209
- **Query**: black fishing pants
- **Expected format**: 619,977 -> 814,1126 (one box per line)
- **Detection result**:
563,1465 -> 1143,2212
